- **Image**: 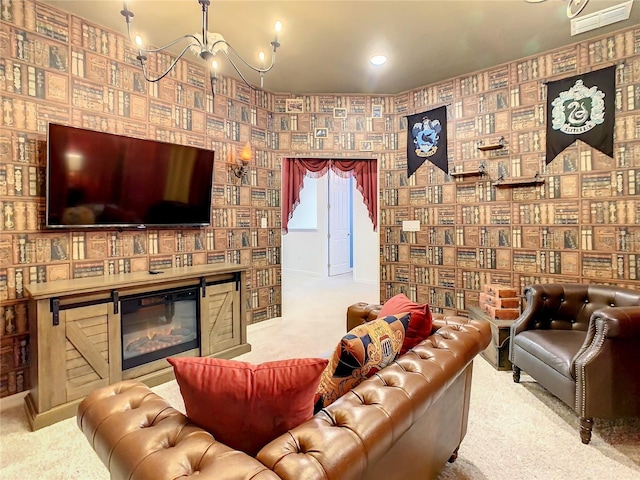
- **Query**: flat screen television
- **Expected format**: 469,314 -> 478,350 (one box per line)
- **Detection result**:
46,123 -> 215,228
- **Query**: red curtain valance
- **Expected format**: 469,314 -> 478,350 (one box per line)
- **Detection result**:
281,158 -> 377,234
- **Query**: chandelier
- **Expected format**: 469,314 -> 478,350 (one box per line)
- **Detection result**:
120,0 -> 281,95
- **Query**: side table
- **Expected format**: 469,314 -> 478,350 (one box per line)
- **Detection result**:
468,306 -> 515,371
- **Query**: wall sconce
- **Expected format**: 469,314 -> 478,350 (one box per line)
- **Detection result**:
232,142 -> 252,180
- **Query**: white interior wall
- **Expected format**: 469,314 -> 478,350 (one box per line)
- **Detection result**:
281,176 -> 328,276
352,186 -> 379,285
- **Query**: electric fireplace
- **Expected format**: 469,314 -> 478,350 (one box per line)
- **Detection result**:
121,286 -> 200,370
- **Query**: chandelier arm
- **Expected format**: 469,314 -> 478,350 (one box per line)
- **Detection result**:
139,44 -> 195,82
219,50 -> 258,90
123,8 -> 203,54
224,42 -> 277,74
139,35 -> 202,54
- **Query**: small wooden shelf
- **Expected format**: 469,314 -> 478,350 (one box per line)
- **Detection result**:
450,163 -> 486,178
450,170 -> 484,178
477,137 -> 505,151
494,176 -> 545,188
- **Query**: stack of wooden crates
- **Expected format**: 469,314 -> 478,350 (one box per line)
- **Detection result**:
480,284 -> 520,320
470,284 -> 522,371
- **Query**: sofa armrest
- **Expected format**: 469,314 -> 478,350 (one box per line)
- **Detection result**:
77,380 -> 281,480
346,302 -> 382,331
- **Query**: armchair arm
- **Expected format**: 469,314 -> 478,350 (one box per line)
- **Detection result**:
589,306 -> 640,338
573,306 -> 640,419
510,285 -> 547,339
573,305 -> 640,368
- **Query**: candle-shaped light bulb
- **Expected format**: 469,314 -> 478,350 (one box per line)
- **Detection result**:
259,51 -> 265,68
135,35 -> 143,47
212,59 -> 218,77
240,142 -> 252,163
274,21 -> 281,42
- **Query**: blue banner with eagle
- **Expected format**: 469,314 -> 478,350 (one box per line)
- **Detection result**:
406,106 -> 448,176
545,65 -> 615,164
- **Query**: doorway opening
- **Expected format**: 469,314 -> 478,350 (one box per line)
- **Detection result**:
281,158 -> 379,282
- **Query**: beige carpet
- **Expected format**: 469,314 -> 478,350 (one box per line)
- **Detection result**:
1,272 -> 638,479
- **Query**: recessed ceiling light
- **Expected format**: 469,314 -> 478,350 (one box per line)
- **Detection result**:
370,55 -> 387,66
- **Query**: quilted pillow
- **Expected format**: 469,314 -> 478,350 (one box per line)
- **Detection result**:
315,312 -> 410,409
167,356 -> 328,456
378,293 -> 433,354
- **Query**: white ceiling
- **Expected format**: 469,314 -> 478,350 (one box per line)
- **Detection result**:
41,1 -> 639,95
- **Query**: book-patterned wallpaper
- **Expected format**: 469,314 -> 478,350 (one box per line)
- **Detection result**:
0,0 -> 639,398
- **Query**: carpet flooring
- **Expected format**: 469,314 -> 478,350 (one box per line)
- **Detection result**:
0,271 -> 638,479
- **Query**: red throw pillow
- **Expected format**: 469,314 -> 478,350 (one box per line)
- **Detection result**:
378,293 -> 433,354
167,356 -> 328,456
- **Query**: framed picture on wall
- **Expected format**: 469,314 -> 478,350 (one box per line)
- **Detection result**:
360,141 -> 373,151
285,99 -> 304,113
333,107 -> 347,119
314,127 -> 329,138
372,104 -> 383,118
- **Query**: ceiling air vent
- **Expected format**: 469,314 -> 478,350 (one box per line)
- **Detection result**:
571,1 -> 634,36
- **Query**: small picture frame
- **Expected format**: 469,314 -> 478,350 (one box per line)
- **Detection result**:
333,107 -> 347,119
360,141 -> 373,151
371,104 -> 383,118
285,98 -> 304,113
314,127 -> 329,138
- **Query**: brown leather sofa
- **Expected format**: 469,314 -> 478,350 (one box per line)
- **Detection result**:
77,302 -> 490,480
509,284 -> 640,444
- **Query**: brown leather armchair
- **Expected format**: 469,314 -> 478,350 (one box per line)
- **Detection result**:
509,284 -> 640,444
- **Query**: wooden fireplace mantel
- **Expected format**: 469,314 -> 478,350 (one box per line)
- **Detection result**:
24,264 -> 251,431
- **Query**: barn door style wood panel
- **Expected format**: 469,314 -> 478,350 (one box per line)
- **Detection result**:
62,303 -> 121,402
200,282 -> 241,356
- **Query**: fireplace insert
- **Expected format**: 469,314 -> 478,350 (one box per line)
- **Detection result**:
121,286 -> 200,370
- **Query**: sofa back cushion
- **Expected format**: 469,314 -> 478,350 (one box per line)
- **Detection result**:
168,356 -> 328,456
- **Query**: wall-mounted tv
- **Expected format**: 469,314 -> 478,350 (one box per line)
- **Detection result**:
46,123 -> 215,229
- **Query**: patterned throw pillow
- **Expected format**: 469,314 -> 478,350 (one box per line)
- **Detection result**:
378,293 -> 433,355
315,312 -> 410,409
168,356 -> 328,456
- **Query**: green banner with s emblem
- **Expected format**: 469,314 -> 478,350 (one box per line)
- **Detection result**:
545,65 -> 615,164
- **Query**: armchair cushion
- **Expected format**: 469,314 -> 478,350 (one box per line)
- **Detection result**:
513,330 -> 585,379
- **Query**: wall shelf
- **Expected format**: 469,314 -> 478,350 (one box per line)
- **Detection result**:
450,163 -> 486,178
477,137 -> 505,151
494,175 -> 545,188
450,170 -> 484,178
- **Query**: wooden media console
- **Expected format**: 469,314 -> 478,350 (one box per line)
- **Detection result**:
24,264 -> 250,430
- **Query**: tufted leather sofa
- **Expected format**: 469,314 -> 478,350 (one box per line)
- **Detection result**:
509,284 -> 640,444
77,302 -> 490,480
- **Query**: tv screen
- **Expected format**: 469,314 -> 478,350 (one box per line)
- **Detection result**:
46,124 -> 215,228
